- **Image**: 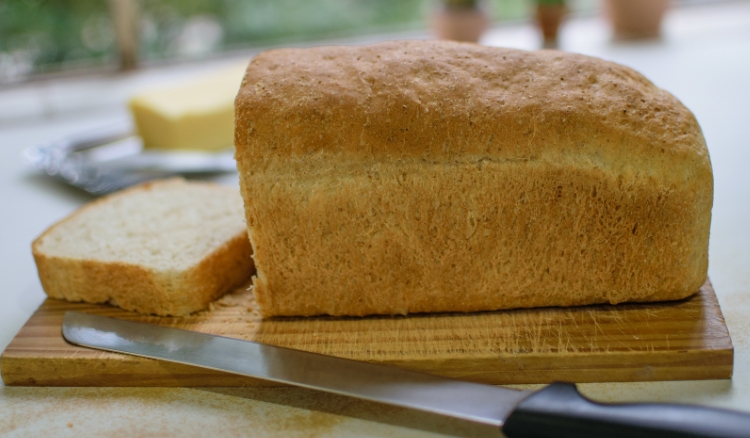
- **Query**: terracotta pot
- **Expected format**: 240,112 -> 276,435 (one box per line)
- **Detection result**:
604,0 -> 670,41
536,3 -> 567,49
432,4 -> 489,43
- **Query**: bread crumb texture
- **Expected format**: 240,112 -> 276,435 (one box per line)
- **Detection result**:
234,40 -> 713,317
32,178 -> 255,316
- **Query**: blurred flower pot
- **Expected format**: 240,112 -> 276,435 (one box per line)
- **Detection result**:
535,0 -> 567,49
432,0 -> 489,43
604,0 -> 670,41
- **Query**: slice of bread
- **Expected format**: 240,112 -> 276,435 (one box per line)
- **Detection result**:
32,178 -> 254,316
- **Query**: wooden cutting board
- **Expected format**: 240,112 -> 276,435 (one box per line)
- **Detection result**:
1,279 -> 733,387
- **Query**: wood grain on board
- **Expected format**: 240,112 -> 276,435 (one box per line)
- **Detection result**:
0,279 -> 733,387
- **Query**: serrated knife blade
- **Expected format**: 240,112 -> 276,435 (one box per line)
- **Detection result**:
62,311 -> 750,438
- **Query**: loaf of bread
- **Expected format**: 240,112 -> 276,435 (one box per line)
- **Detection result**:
33,178 -> 254,316
234,40 -> 713,317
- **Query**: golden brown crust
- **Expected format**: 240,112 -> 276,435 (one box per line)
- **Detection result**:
32,179 -> 255,316
234,40 -> 713,317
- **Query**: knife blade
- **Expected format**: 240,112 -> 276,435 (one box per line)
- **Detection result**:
62,311 -> 750,438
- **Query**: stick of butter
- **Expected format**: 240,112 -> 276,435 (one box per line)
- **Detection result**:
128,63 -> 247,151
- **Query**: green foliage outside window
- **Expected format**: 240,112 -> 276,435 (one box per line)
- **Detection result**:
0,0 -> 596,84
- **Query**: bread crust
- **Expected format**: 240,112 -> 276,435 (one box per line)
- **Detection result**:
234,40 -> 713,317
32,179 -> 255,316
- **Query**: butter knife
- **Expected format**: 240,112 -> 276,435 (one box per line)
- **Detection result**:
62,311 -> 750,437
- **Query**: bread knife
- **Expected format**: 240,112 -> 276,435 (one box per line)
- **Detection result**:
62,311 -> 750,437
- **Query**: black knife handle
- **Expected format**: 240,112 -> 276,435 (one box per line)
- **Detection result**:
502,382 -> 750,438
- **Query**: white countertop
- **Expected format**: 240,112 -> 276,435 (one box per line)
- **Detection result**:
2,3 -> 750,436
